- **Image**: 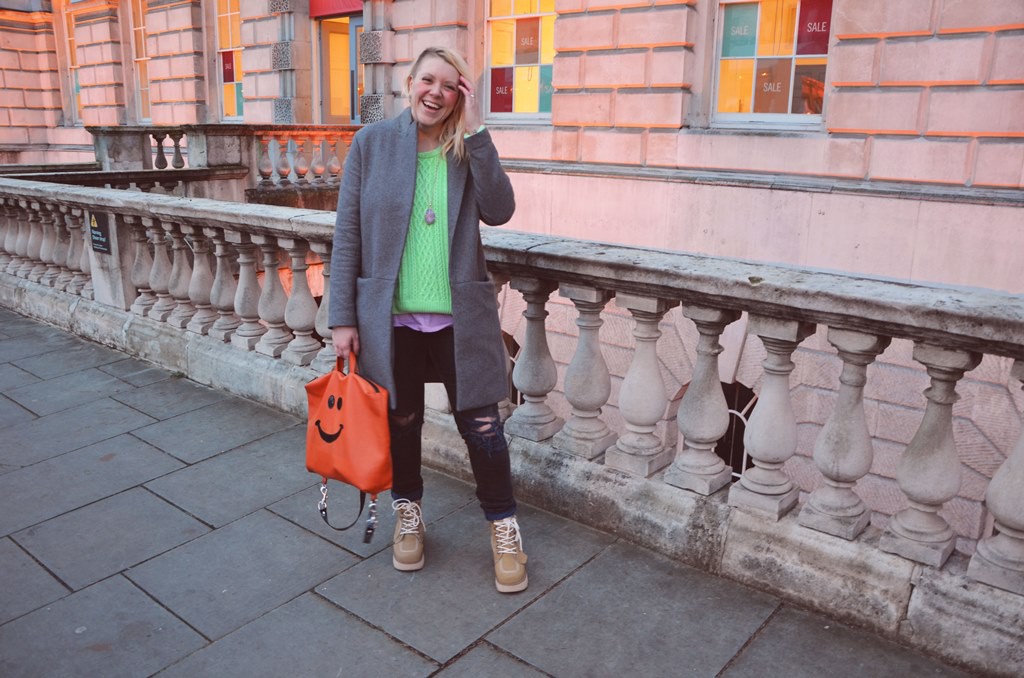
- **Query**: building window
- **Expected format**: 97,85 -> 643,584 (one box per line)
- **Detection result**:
63,11 -> 83,124
216,0 -> 243,119
713,0 -> 832,127
486,0 -> 555,120
129,0 -> 151,121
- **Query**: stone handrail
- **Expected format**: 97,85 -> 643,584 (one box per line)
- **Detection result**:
1,176 -> 1023,673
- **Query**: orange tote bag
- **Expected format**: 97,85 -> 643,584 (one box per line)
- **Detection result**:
305,353 -> 392,542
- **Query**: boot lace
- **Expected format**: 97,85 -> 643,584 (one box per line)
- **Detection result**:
392,499 -> 423,536
494,516 -> 522,555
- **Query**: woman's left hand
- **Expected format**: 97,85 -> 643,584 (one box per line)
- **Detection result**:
459,76 -> 481,132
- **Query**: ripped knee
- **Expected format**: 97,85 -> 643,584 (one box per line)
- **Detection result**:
389,411 -> 423,439
460,415 -> 507,454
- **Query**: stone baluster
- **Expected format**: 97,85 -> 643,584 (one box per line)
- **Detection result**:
0,199 -> 11,268
6,199 -> 28,274
665,306 -> 743,495
78,214 -> 94,300
65,208 -> 87,296
145,217 -> 176,321
504,278 -> 564,441
798,329 -> 891,539
227,232 -> 266,350
181,225 -> 218,334
968,359 -> 1024,594
36,204 -> 61,286
125,215 -> 155,315
310,136 -> 327,184
257,137 -> 275,187
728,316 -> 815,519
276,137 -> 293,186
22,201 -> 46,281
326,137 -> 342,182
169,130 -> 185,169
491,272 -> 514,422
280,238 -> 321,365
293,137 -> 310,184
552,284 -> 616,459
50,206 -> 73,290
310,241 -> 335,372
879,344 -> 981,567
251,234 -> 293,357
152,131 -> 168,169
205,227 -> 241,342
12,199 -> 34,277
605,294 -> 679,477
165,223 -> 196,328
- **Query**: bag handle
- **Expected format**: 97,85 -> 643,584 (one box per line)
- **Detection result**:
318,480 -> 379,543
337,352 -> 358,375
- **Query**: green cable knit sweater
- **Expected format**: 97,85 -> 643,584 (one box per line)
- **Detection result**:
392,146 -> 452,315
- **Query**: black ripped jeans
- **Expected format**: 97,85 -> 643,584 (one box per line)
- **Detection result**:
390,325 -> 517,521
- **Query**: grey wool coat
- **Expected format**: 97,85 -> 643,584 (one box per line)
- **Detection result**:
328,108 -> 515,411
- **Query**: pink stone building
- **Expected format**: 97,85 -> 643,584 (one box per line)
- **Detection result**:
1,0 -> 1022,551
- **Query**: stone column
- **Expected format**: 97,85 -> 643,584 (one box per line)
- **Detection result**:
65,208 -> 87,296
0,199 -> 10,268
358,4 -> 396,123
29,202 -> 54,284
251,234 -> 293,357
2,198 -> 21,271
165,224 -> 196,328
39,204 -> 63,287
604,293 -> 678,477
665,305 -> 742,495
228,232 -> 265,350
491,272 -> 514,422
799,329 -> 891,539
54,207 -> 74,291
280,238 -> 321,365
310,241 -> 335,373
182,226 -> 218,335
8,199 -> 30,275
728,316 -> 814,519
19,201 -> 42,279
145,217 -> 176,322
504,278 -> 564,441
79,215 -> 94,300
880,343 -> 982,567
552,284 -> 616,459
206,227 -> 241,342
968,360 -> 1024,594
126,215 -> 155,316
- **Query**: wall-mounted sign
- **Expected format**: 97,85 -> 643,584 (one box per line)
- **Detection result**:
88,212 -> 112,254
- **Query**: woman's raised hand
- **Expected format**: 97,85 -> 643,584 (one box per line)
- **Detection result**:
459,76 -> 481,132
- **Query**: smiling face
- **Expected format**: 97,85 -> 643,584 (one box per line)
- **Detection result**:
407,55 -> 462,138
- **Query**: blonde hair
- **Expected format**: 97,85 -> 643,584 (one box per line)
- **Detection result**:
406,47 -> 471,162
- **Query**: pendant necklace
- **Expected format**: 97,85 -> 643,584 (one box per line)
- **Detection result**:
424,150 -> 441,225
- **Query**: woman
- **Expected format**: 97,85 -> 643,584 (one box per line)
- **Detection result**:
329,47 -> 527,593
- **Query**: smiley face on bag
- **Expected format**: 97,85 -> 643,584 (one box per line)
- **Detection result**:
315,394 -> 344,443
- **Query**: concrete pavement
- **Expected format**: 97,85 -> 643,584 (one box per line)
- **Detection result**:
0,307 -> 978,677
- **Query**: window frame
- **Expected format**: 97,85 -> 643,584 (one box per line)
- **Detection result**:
214,0 -> 244,122
53,6 -> 84,126
484,0 -> 555,125
127,0 -> 152,123
710,0 -> 830,132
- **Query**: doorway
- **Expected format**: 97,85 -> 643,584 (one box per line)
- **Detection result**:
320,16 -> 363,124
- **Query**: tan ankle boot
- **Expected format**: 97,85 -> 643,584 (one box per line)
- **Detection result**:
392,499 -> 424,571
491,515 -> 528,593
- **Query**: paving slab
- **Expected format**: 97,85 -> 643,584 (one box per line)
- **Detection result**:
97,358 -> 171,387
146,426 -> 315,527
12,339 -> 124,379
721,605 -> 973,678
489,540 -> 781,677
13,488 -> 210,591
0,575 -> 207,678
126,510 -> 357,641
317,502 -> 615,663
0,394 -> 34,429
0,537 -> 69,626
5,367 -> 133,416
132,397 -> 300,464
0,397 -> 157,467
0,433 -> 184,537
0,332 -> 79,363
111,375 -> 227,420
269,466 -> 477,559
437,643 -> 549,677
0,364 -> 40,391
159,592 -> 439,678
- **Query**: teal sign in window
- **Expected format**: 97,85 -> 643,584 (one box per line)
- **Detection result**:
722,4 -> 758,58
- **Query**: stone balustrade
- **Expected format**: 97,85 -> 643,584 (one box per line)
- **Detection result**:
1,176 -> 1022,675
